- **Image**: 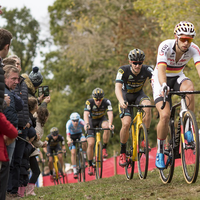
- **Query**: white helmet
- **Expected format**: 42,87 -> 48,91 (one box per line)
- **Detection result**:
174,21 -> 196,37
70,112 -> 80,121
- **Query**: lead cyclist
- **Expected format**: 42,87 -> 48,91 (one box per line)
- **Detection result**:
152,21 -> 200,169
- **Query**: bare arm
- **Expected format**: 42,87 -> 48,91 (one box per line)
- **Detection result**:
83,111 -> 90,131
115,82 -> 127,108
196,64 -> 200,78
158,64 -> 167,86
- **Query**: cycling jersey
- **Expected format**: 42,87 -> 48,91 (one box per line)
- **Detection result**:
154,39 -> 200,77
84,98 -> 113,120
152,39 -> 200,103
115,64 -> 153,93
66,118 -> 85,136
45,134 -> 65,147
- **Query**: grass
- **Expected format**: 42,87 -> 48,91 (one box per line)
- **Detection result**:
23,166 -> 200,200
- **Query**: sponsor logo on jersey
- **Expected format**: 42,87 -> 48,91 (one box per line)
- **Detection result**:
128,75 -> 134,79
86,100 -> 90,105
93,105 -> 97,110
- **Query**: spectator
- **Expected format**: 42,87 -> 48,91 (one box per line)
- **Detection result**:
8,55 -> 31,197
3,65 -> 24,163
18,128 -> 36,198
0,27 -> 18,200
26,105 -> 49,196
21,66 -> 50,106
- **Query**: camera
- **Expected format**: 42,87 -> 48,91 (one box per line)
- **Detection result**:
38,86 -> 49,97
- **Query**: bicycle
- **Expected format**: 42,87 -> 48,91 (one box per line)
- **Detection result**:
73,139 -> 87,182
159,90 -> 200,184
52,152 -> 66,185
86,127 -> 114,179
121,104 -> 155,180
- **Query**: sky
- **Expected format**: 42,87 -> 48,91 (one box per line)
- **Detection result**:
1,0 -> 56,66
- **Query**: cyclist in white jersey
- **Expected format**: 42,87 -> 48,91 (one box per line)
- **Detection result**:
152,21 -> 200,169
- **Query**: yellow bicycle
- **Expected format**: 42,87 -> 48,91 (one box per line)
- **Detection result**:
87,127 -> 114,179
52,152 -> 66,185
122,104 -> 155,180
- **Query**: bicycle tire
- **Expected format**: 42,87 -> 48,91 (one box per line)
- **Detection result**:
159,125 -> 175,184
181,110 -> 199,184
137,123 -> 149,179
125,128 -> 134,180
95,142 -> 103,179
77,150 -> 81,182
79,152 -> 86,182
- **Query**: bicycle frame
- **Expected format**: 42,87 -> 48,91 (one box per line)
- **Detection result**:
131,111 -> 143,161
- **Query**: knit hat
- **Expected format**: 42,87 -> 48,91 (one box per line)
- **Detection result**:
27,126 -> 36,139
29,66 -> 43,87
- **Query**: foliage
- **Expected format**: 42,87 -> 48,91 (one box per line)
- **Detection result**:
1,7 -> 41,72
42,0 -> 161,144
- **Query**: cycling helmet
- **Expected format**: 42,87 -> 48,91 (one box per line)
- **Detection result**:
50,127 -> 59,136
128,49 -> 145,62
174,21 -> 196,37
70,112 -> 80,121
92,88 -> 104,99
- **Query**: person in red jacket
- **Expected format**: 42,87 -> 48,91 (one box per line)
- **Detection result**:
0,112 -> 18,200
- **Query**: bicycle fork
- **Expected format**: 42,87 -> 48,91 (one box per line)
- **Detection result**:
131,112 -> 143,161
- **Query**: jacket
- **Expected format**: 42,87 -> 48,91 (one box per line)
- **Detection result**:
3,86 -> 24,127
0,112 -> 18,162
14,76 -> 30,128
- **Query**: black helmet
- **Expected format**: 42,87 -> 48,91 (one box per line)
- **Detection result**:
92,88 -> 104,99
128,49 -> 145,62
50,127 -> 59,136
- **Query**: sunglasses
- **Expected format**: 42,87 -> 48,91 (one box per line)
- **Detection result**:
72,120 -> 79,122
131,61 -> 143,65
52,133 -> 58,136
178,36 -> 193,43
93,98 -> 103,102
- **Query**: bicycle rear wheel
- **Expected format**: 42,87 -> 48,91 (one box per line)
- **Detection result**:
95,142 -> 103,179
125,129 -> 134,180
137,123 -> 149,179
159,125 -> 175,184
181,110 -> 199,184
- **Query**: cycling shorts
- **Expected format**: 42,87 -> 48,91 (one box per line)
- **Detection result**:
69,133 -> 85,151
47,144 -> 62,157
152,72 -> 190,104
87,116 -> 108,138
118,90 -> 150,118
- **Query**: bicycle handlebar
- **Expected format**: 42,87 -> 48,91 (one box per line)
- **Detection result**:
121,101 -> 155,118
161,90 -> 200,110
85,127 -> 114,137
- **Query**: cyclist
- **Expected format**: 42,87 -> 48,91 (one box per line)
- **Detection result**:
115,48 -> 153,167
66,112 -> 87,179
84,88 -> 114,175
152,21 -> 200,169
44,127 -> 66,180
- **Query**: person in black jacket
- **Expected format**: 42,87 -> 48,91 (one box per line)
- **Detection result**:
7,56 -> 32,197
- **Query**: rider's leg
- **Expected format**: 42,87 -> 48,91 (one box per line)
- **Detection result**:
102,121 -> 110,157
180,79 -> 194,111
48,156 -> 54,175
87,137 -> 95,166
71,149 -> 77,174
141,99 -> 151,129
120,116 -> 131,151
57,153 -> 64,174
155,101 -> 171,169
81,137 -> 87,159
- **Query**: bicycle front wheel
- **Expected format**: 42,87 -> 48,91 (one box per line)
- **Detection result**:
137,123 -> 149,179
95,142 -> 103,179
181,110 -> 199,184
159,125 -> 175,184
125,128 -> 134,180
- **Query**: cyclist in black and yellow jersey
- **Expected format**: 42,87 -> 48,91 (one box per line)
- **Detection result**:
115,48 -> 153,167
84,88 -> 114,175
44,127 -> 66,180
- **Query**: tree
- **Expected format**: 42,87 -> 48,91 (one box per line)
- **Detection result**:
1,7 -> 41,72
